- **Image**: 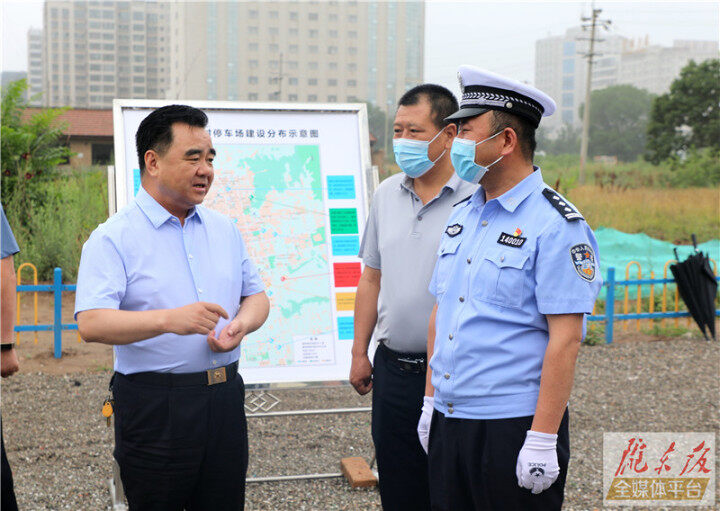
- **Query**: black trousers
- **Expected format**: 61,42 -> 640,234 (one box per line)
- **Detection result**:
428,408 -> 570,511
113,370 -> 248,510
1,416 -> 19,511
372,346 -> 431,511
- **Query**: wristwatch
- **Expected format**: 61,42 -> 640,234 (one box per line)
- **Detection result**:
0,343 -> 15,351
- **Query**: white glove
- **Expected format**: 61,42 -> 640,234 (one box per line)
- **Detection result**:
515,430 -> 559,494
417,396 -> 434,454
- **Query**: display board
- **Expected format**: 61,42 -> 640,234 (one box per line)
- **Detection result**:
112,100 -> 374,386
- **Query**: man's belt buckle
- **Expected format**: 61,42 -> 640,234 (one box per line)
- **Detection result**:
207,367 -> 227,385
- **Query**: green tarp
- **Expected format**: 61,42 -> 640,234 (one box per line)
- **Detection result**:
594,227 -> 720,297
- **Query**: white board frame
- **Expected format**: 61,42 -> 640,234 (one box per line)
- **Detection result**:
111,99 -> 378,390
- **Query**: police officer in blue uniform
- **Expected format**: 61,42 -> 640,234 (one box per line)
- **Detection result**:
417,66 -> 603,510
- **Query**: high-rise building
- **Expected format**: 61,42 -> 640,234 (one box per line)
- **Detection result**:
536,27 -> 718,133
166,1 -> 424,111
27,28 -> 43,104
619,40 -> 718,95
535,27 -> 626,133
42,1 -> 169,108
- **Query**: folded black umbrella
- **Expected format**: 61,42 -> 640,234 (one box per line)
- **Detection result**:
671,235 -> 718,341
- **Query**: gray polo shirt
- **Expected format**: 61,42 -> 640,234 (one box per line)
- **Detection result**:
359,172 -> 477,353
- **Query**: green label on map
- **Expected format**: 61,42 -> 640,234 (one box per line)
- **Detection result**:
329,208 -> 358,234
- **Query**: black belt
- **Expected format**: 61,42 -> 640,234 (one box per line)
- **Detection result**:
119,361 -> 239,387
379,343 -> 427,373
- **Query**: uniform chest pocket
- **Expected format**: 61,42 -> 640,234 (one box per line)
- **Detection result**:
474,248 -> 530,309
434,237 -> 462,295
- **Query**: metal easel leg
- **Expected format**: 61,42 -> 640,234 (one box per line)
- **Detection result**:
109,459 -> 127,510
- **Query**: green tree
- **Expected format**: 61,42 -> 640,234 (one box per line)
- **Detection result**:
363,100 -> 391,154
645,59 -> 720,163
580,84 -> 654,161
1,79 -> 72,224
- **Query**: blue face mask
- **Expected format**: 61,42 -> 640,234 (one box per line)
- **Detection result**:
450,131 -> 504,184
393,129 -> 446,178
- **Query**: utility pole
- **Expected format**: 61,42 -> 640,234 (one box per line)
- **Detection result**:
578,6 -> 611,184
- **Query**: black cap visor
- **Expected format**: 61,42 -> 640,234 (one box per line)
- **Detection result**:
444,107 -> 490,122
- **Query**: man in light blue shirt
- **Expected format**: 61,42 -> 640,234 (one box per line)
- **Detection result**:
75,105 -> 269,510
419,67 -> 602,510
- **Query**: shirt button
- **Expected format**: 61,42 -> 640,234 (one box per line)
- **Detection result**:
444,373 -> 450,379
459,296 -> 465,302
466,258 -> 472,264
417,215 -> 423,221
198,288 -> 203,294
481,220 -> 488,226
212,359 -> 217,365
500,256 -> 505,262
448,333 -> 453,340
188,254 -> 193,260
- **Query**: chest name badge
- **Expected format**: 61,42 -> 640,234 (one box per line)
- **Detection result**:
497,232 -> 526,248
570,243 -> 596,282
446,224 -> 463,237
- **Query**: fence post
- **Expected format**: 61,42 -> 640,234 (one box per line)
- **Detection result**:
53,267 -> 62,359
605,267 -> 615,344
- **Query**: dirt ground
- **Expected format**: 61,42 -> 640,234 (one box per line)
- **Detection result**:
14,292 -> 113,374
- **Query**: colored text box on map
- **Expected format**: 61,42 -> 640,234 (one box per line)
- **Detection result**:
331,235 -> 360,256
329,208 -> 359,234
335,292 -> 356,311
333,262 -> 362,287
326,175 -> 356,200
337,317 -> 354,340
133,168 -> 141,196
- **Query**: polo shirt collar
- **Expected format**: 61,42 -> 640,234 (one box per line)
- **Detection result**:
399,172 -> 463,195
470,166 -> 544,212
135,186 -> 202,229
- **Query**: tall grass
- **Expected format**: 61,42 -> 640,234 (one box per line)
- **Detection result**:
8,168 -> 109,281
567,186 -> 720,244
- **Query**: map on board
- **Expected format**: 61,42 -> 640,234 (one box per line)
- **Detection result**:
203,144 -> 340,369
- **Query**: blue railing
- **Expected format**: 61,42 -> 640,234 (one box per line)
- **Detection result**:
14,267 -> 720,355
587,267 -> 720,343
15,267 -> 77,358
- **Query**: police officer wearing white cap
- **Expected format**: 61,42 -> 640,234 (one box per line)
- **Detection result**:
417,66 -> 602,510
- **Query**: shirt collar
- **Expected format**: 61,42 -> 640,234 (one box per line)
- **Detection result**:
470,166 -> 544,212
135,186 -> 202,229
399,172 -> 463,195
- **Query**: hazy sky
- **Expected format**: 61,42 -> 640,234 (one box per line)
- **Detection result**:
2,0 -> 718,99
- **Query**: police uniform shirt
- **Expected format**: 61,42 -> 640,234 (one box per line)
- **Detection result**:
359,172 -> 477,353
74,187 -> 265,374
428,168 -> 602,419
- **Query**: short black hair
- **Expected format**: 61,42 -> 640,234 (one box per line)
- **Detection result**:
398,84 -> 459,130
489,110 -> 536,161
136,104 -> 208,173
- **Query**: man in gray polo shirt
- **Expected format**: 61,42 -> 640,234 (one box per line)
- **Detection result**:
350,84 -> 476,510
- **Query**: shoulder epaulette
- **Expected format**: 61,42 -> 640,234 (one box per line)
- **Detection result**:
452,195 -> 472,207
541,188 -> 584,222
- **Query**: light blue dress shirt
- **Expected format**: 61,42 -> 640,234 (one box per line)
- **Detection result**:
428,168 -> 602,419
75,187 -> 265,374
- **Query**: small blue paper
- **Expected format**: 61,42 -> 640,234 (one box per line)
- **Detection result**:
337,317 -> 354,340
331,235 -> 360,256
327,175 -> 356,200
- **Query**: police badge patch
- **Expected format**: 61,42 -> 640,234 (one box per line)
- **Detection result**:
445,224 -> 463,237
570,243 -> 596,282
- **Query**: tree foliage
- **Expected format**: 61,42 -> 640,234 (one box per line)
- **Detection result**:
581,84 -> 654,161
645,59 -> 720,163
536,124 -> 581,155
1,79 -> 72,228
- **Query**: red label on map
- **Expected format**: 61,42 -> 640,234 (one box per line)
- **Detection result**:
333,263 -> 361,288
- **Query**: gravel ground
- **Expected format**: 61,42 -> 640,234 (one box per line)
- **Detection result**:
2,335 -> 718,510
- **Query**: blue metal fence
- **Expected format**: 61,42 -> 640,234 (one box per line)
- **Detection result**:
14,267 -> 720,356
15,267 -> 77,358
587,267 -> 720,343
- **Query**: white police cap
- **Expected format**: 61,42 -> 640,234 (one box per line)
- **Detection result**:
445,65 -> 556,128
